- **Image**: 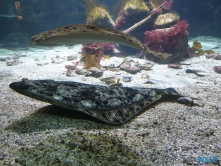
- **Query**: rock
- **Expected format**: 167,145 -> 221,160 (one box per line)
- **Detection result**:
107,67 -> 120,72
177,97 -> 193,106
66,69 -> 76,77
120,57 -> 154,74
6,59 -> 22,66
168,63 -> 182,69
100,76 -> 116,85
148,73 -> 211,87
86,7 -> 115,28
36,61 -> 49,66
145,20 -> 189,63
0,56 -> 8,61
65,64 -> 76,70
154,13 -> 180,28
67,55 -> 77,61
86,67 -> 103,78
19,51 -> 28,57
75,68 -> 88,75
122,76 -> 132,82
109,83 -> 123,87
186,69 -> 208,76
214,66 -> 221,74
115,0 -> 150,30
120,61 -> 140,74
51,55 -> 66,64
180,61 -> 191,65
65,60 -> 80,70
132,58 -> 154,70
100,57 -> 124,68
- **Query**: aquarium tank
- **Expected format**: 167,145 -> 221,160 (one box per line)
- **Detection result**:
0,0 -> 221,165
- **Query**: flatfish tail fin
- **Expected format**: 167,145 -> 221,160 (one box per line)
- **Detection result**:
143,44 -> 172,60
148,49 -> 172,60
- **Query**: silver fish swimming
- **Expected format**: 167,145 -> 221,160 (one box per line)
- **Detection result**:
10,78 -> 184,124
30,24 -> 171,60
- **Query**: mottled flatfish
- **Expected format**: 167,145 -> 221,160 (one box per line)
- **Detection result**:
9,78 -> 183,124
29,24 -> 171,60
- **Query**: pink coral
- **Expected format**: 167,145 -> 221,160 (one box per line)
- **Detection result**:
213,54 -> 221,60
214,66 -> 221,73
153,8 -> 163,15
114,10 -> 127,29
163,0 -> 173,10
82,42 -> 115,56
144,20 -> 189,53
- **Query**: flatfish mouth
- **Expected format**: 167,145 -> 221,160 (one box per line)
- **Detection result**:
9,78 -> 182,124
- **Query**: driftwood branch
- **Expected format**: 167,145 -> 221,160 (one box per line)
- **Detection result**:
123,4 -> 164,34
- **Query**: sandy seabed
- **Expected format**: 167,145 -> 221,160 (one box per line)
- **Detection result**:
0,45 -> 221,166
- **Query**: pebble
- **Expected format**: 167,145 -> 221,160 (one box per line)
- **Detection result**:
180,61 -> 191,65
168,64 -> 182,69
214,66 -> 221,74
120,57 -> 154,74
186,69 -> 208,76
100,76 -> 116,85
0,56 -> 8,61
65,60 -> 80,70
122,76 -> 132,82
51,55 -> 66,64
6,59 -> 23,66
134,58 -> 154,70
65,63 -> 77,70
177,97 -> 193,106
67,55 -> 77,61
86,67 -> 103,78
120,62 -> 140,74
36,61 -> 49,66
75,68 -> 88,75
66,69 -> 76,77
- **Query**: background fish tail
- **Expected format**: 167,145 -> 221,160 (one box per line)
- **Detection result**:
148,50 -> 172,60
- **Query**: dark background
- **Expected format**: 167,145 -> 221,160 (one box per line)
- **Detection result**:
0,0 -> 220,45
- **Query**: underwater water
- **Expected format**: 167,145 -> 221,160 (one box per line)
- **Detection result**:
0,0 -> 221,165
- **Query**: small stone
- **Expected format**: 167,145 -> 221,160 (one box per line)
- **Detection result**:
133,58 -> 154,70
100,76 -> 116,85
186,69 -> 208,76
177,97 -> 193,106
66,69 -> 76,77
65,63 -> 77,70
180,61 -> 191,65
51,55 -> 66,64
6,59 -> 22,66
120,59 -> 140,74
0,56 -> 8,61
122,76 -> 132,82
86,67 -> 103,78
109,83 -> 123,87
75,68 -> 88,75
19,51 -> 27,57
168,64 -> 182,69
36,61 -> 49,66
154,13 -> 180,28
67,55 -> 77,61
65,60 -> 80,70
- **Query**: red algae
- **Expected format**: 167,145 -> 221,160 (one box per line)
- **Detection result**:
82,42 -> 115,56
144,20 -> 189,53
163,0 -> 173,10
114,10 -> 127,29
